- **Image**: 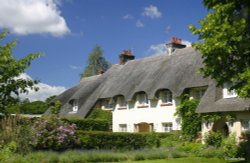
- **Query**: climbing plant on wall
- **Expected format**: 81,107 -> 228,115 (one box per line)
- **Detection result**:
175,99 -> 201,140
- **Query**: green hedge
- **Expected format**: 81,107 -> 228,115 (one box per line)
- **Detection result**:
63,118 -> 110,131
77,131 -> 160,150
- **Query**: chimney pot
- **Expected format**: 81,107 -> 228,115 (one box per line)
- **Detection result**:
166,37 -> 186,55
119,49 -> 135,64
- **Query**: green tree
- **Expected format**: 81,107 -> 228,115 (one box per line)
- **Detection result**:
189,0 -> 250,97
0,31 -> 41,114
80,45 -> 111,78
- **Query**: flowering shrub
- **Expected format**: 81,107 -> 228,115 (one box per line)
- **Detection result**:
31,116 -> 80,150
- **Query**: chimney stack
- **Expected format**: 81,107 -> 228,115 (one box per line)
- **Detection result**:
119,49 -> 135,65
166,37 -> 186,55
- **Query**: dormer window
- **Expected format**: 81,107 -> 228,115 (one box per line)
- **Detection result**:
102,98 -> 113,110
160,90 -> 173,106
190,87 -> 207,100
223,83 -> 237,98
69,100 -> 78,114
117,96 -> 127,110
137,92 -> 149,108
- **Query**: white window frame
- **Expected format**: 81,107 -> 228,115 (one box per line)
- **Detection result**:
160,90 -> 173,105
119,124 -> 127,132
162,122 -> 173,132
223,83 -> 237,98
137,93 -> 148,106
71,100 -> 78,113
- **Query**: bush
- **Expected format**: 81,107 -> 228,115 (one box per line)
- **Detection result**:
177,142 -> 203,155
87,108 -> 112,122
0,141 -> 17,162
0,115 -> 33,154
205,131 -> 224,147
31,116 -> 80,150
221,134 -> 238,158
77,131 -> 159,150
63,118 -> 110,131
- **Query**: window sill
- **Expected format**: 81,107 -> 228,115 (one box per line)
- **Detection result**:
160,103 -> 173,106
137,105 -> 149,108
102,108 -> 113,111
117,107 -> 127,110
69,111 -> 77,114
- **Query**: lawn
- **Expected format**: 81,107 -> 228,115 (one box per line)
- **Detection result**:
117,157 -> 244,163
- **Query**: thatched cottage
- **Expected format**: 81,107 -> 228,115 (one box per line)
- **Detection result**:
54,38 -> 250,141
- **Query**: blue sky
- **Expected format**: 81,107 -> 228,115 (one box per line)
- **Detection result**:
0,0 -> 208,101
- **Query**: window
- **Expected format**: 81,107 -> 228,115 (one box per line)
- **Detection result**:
117,96 -> 127,109
190,87 -> 206,99
72,100 -> 78,113
119,124 -> 127,132
102,98 -> 113,110
162,123 -> 172,132
242,120 -> 250,132
160,90 -> 173,105
223,83 -> 237,98
137,93 -> 148,107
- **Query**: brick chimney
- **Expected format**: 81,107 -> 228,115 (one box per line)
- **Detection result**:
119,50 -> 135,65
166,37 -> 186,55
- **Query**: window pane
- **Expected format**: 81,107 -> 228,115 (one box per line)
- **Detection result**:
138,93 -> 148,104
162,123 -> 172,132
119,124 -> 127,132
161,90 -> 172,103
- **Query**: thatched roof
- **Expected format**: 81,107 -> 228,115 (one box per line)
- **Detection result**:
54,47 -> 249,117
196,82 -> 250,113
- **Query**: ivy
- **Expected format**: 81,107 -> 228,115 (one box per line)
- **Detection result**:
202,113 -> 235,123
175,99 -> 201,141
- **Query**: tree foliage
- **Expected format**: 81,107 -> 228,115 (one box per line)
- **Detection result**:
189,0 -> 250,97
8,101 -> 47,114
0,31 -> 41,114
80,45 -> 111,78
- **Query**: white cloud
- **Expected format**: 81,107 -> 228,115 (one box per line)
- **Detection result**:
136,20 -> 144,28
0,0 -> 70,37
123,14 -> 134,20
148,43 -> 167,54
69,64 -> 82,70
148,40 -> 192,55
17,73 -> 66,101
182,40 -> 192,47
142,5 -> 162,19
165,25 -> 171,35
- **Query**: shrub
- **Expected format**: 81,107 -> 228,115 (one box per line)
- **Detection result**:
221,134 -> 238,158
49,101 -> 62,116
205,131 -> 224,147
87,108 -> 112,122
77,131 -> 159,150
177,142 -> 204,155
0,141 -> 17,162
63,118 -> 110,131
31,116 -> 80,150
199,146 -> 224,158
0,115 -> 33,154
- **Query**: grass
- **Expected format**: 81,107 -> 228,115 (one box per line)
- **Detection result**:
113,157 -> 244,163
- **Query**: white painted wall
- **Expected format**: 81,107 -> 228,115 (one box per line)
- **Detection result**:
112,98 -> 181,132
